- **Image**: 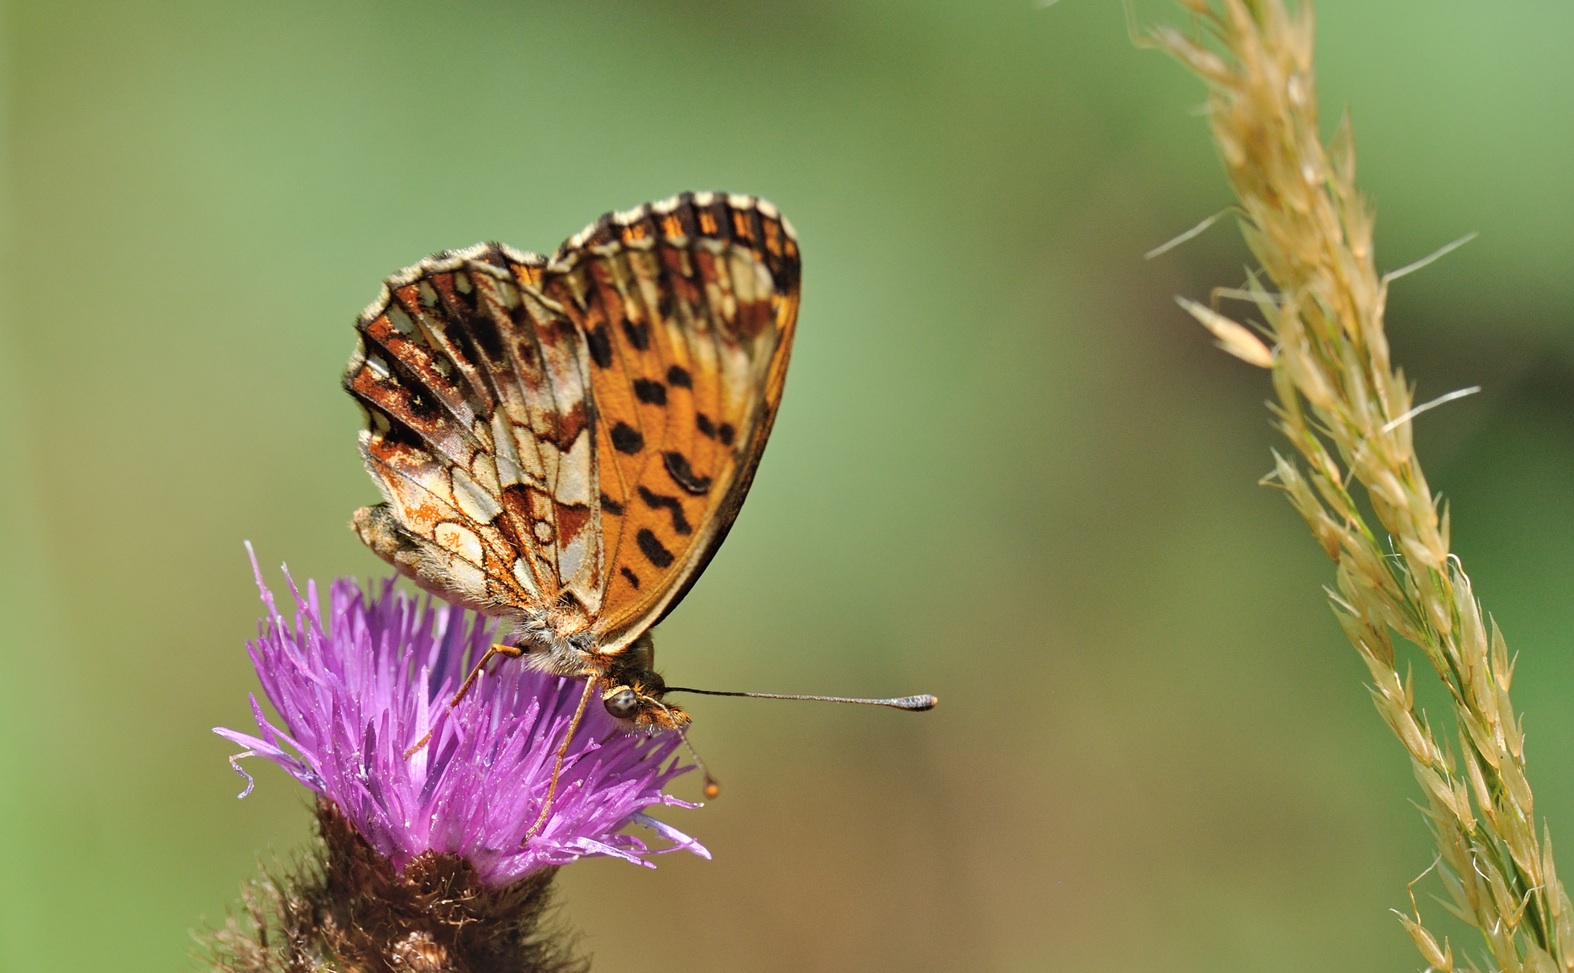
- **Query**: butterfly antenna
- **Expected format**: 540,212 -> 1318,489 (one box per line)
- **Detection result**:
651,699 -> 721,799
663,688 -> 939,711
522,675 -> 597,844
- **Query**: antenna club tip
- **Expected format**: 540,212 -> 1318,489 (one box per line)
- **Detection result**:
703,781 -> 721,799
907,694 -> 939,711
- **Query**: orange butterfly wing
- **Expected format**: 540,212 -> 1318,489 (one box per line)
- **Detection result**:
344,193 -> 799,656
539,192 -> 800,653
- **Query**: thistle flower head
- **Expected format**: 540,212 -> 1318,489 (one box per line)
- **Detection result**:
215,551 -> 707,886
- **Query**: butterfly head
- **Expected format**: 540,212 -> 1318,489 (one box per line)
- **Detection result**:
598,631 -> 690,730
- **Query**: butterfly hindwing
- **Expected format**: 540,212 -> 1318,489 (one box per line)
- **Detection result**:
345,243 -> 604,620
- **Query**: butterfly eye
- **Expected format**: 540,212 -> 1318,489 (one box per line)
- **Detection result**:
604,688 -> 640,720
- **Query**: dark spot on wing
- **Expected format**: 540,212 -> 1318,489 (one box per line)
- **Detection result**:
511,335 -> 539,369
639,486 -> 693,535
633,379 -> 667,405
662,451 -> 712,495
622,318 -> 650,350
767,252 -> 800,294
695,413 -> 715,438
377,351 -> 443,421
619,566 -> 641,589
587,324 -> 613,368
456,288 -> 505,360
611,422 -> 644,454
443,320 -> 484,374
636,529 -> 675,568
470,317 -> 505,361
599,492 -> 624,516
717,423 -> 736,446
666,365 -> 692,388
378,409 -> 425,452
405,388 -> 439,421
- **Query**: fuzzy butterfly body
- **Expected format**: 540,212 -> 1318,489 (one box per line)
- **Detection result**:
345,192 -> 800,729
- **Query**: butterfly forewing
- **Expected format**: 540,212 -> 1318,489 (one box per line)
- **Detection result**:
540,192 -> 800,652
345,193 -> 800,656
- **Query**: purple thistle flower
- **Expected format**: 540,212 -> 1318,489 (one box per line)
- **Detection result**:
215,550 -> 707,886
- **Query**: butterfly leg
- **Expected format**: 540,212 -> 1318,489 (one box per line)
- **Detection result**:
522,675 -> 597,844
450,642 -> 526,707
402,643 -> 526,759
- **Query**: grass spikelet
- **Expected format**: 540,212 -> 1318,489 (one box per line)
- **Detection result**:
1148,2 -> 1573,968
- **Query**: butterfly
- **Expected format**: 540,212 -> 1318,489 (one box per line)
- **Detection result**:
343,192 -> 800,741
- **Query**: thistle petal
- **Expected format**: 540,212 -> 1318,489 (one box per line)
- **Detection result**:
216,553 -> 705,885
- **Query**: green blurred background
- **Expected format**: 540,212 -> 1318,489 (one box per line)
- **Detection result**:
4,2 -> 1574,970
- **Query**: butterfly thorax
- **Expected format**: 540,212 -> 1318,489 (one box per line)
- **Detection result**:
510,618 -> 689,731
506,601 -> 594,651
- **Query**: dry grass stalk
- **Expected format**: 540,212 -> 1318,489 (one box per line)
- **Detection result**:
1150,3 -> 1572,969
